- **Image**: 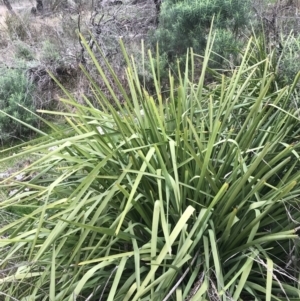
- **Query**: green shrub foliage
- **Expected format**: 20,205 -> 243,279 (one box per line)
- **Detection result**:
0,67 -> 37,142
279,35 -> 300,86
154,0 -> 251,63
41,40 -> 61,63
14,41 -> 35,60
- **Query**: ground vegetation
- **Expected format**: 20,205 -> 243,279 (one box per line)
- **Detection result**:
0,0 -> 300,300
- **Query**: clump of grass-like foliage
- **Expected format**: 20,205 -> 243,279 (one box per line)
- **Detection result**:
0,29 -> 300,300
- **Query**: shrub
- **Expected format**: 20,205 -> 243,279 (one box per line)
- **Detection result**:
14,41 -> 35,60
278,34 -> 300,86
210,28 -> 243,68
0,32 -> 300,300
0,66 -> 37,143
153,0 -> 251,64
40,39 -> 61,63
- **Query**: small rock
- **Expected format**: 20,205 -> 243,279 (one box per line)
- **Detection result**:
15,173 -> 25,181
0,172 -> 10,180
48,146 -> 58,151
9,189 -> 18,197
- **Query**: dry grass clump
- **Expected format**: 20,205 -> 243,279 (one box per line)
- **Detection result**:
252,0 -> 300,41
27,62 -> 80,109
0,31 -> 9,48
4,11 -> 33,41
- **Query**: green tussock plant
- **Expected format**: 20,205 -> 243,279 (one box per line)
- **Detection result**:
0,28 -> 300,300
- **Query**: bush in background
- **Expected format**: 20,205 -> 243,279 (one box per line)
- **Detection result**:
210,28 -> 243,68
14,40 -> 35,60
153,0 -> 251,65
40,39 -> 61,63
0,66 -> 37,143
278,34 -> 300,86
